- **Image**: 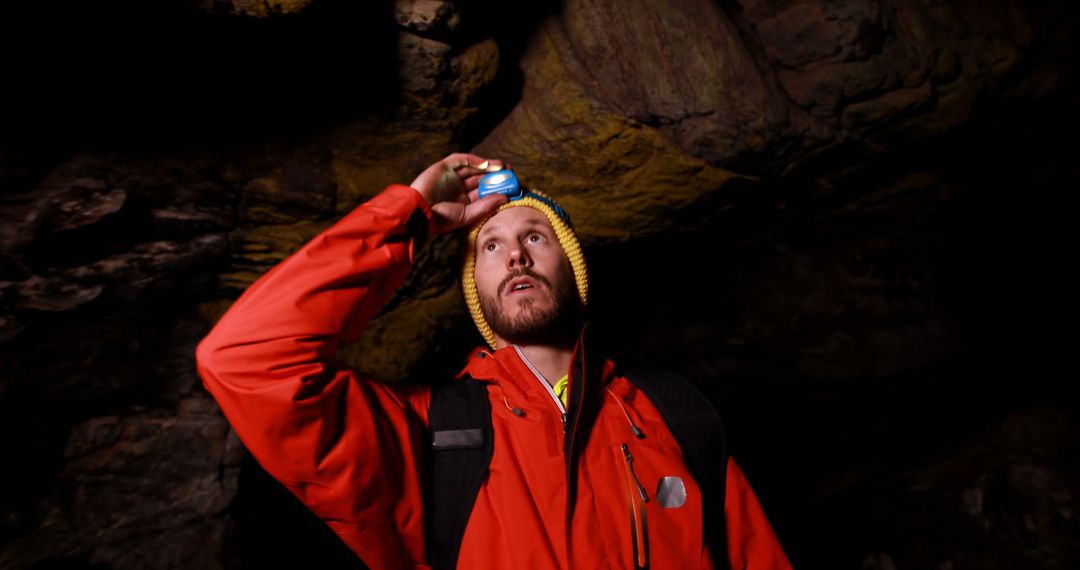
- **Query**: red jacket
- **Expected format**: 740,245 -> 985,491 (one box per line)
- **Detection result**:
195,183 -> 792,569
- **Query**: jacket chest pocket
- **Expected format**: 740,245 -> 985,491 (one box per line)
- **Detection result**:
603,438 -> 705,570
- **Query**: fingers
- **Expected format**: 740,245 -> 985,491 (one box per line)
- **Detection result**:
445,153 -> 496,169
461,194 -> 509,227
460,172 -> 490,191
453,155 -> 507,194
417,153 -> 511,207
445,153 -> 505,175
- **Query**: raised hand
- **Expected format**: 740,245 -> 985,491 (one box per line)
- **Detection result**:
410,153 -> 511,235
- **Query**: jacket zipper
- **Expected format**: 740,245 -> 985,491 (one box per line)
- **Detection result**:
621,443 -> 650,570
513,345 -> 567,434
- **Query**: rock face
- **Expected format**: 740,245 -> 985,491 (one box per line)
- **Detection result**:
0,0 -> 1075,568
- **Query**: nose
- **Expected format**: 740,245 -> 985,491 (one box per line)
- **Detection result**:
507,241 -> 532,268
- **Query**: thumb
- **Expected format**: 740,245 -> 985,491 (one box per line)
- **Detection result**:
461,194 -> 509,227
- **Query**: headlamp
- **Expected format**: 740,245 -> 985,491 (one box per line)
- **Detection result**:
478,170 -> 524,200
478,169 -> 571,223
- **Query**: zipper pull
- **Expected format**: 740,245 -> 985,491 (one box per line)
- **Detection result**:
621,443 -> 649,503
561,413 -> 567,433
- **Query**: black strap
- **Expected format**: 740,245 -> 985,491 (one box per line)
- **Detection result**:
625,368 -> 730,570
426,376 -> 493,570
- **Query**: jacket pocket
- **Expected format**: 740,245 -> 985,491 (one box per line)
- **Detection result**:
621,442 -> 650,570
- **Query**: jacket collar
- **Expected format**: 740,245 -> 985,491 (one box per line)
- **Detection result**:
455,321 -> 617,399
456,321 -> 616,489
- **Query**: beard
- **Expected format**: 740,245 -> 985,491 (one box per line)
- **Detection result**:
480,268 -> 583,347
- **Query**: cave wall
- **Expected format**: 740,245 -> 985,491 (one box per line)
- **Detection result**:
0,0 -> 1076,568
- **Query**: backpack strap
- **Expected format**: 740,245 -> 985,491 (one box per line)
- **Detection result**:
624,368 -> 730,570
426,376 -> 493,570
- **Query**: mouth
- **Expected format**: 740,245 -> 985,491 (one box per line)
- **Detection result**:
504,276 -> 541,297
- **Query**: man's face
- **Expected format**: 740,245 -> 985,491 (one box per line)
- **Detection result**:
473,207 -> 581,347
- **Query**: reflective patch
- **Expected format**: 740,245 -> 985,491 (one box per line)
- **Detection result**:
432,428 -> 483,450
655,476 -> 687,508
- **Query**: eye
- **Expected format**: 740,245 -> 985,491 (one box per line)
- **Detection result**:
482,240 -> 498,252
527,233 -> 544,243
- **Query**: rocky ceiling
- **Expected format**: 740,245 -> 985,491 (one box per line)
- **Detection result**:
0,0 -> 1076,568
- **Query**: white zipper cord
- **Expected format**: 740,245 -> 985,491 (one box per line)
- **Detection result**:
512,345 -> 567,415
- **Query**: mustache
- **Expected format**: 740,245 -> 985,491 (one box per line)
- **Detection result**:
500,268 -> 550,295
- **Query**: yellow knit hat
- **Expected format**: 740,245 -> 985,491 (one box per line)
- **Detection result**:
462,189 -> 588,349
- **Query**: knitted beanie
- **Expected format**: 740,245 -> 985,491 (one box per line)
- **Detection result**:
462,189 -> 588,349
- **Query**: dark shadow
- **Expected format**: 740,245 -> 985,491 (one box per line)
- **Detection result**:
585,79 -> 1078,567
0,0 -> 400,154
229,451 -> 369,569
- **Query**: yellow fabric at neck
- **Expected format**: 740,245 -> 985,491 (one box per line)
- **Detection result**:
553,374 -> 569,409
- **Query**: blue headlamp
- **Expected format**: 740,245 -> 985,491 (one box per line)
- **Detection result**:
478,169 -> 571,224
478,170 -> 524,200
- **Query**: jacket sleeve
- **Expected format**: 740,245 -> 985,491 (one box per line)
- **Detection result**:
724,456 -> 793,569
194,183 -> 436,570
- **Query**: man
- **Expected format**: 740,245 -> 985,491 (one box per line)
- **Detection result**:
196,153 -> 791,569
